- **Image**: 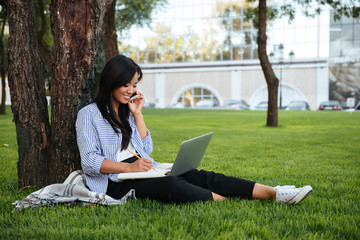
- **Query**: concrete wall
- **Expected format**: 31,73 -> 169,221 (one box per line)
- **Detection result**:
139,59 -> 329,110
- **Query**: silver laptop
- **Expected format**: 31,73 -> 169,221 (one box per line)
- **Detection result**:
165,132 -> 213,176
117,132 -> 213,180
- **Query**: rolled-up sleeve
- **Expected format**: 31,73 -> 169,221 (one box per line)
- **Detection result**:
141,129 -> 153,155
76,108 -> 105,176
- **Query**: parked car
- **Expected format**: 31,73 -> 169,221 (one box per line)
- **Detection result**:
253,101 -> 268,110
318,101 -> 342,111
168,102 -> 191,108
285,100 -> 310,111
143,102 -> 156,108
222,99 -> 250,110
340,101 -> 350,110
194,99 -> 219,108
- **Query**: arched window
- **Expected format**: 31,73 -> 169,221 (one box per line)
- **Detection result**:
175,87 -> 220,107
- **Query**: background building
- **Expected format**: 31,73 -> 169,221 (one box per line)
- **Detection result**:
329,11 -> 360,107
118,0 -> 358,110
2,1 -> 358,109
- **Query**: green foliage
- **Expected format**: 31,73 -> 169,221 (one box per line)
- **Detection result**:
294,0 -> 360,20
245,0 -> 360,28
1,106 -> 360,239
116,0 -> 167,36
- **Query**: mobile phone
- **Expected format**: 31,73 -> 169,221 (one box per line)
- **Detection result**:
129,93 -> 140,102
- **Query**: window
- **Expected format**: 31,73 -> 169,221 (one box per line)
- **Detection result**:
176,87 -> 220,107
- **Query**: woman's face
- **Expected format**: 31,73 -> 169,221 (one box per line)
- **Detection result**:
112,72 -> 139,106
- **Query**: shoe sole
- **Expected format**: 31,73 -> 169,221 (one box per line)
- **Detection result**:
288,185 -> 313,204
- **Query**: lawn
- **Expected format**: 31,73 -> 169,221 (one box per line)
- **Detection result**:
1,106 -> 359,239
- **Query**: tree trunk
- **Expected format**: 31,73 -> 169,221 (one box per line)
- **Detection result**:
7,0 -> 50,188
48,0 -> 108,183
103,0 -> 119,62
257,0 -> 279,127
36,0 -> 53,76
0,15 -> 6,115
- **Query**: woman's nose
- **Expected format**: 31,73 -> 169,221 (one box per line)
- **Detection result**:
127,86 -> 135,94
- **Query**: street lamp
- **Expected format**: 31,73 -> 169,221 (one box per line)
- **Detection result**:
270,45 -> 295,109
289,50 -> 295,60
269,51 -> 274,59
278,44 -> 284,109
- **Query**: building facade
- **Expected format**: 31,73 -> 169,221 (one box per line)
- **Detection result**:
329,11 -> 360,106
139,58 -> 328,110
122,0 -> 337,110
2,1 -> 358,109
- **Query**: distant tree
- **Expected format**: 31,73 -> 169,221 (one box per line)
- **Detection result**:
246,0 -> 360,126
0,1 -> 7,115
35,0 -> 53,92
103,0 -> 118,61
216,0 -> 359,126
102,0 -> 167,62
119,23 -> 222,64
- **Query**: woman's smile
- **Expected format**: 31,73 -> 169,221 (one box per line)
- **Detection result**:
112,72 -> 139,106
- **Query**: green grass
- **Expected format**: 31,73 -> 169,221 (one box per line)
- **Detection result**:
1,106 -> 359,239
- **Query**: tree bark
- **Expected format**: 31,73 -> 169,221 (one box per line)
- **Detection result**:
48,0 -> 108,183
7,0 -> 50,187
257,0 -> 278,127
103,0 -> 119,62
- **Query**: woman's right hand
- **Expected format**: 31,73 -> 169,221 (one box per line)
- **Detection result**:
128,158 -> 153,172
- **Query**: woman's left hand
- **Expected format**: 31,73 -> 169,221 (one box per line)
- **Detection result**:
128,91 -> 144,115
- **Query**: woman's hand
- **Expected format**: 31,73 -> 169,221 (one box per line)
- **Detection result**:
128,158 -> 153,172
128,90 -> 148,139
128,91 -> 144,116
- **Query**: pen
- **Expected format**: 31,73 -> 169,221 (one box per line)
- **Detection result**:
128,149 -> 156,171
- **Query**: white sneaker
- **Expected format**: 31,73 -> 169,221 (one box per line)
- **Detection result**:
274,185 -> 313,204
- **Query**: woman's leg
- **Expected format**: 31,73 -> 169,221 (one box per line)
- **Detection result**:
180,170 -> 294,202
252,183 -> 276,200
211,184 -> 276,201
211,183 -> 312,204
180,169 -> 256,199
106,176 -> 214,203
212,192 -> 226,201
107,169 -> 311,204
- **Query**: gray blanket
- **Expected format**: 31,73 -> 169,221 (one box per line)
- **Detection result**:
13,170 -> 136,210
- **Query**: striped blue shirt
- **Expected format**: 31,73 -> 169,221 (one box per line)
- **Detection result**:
76,103 -> 157,194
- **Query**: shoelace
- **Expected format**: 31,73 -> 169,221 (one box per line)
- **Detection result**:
274,185 -> 296,191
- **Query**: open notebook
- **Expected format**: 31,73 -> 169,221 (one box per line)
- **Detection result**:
117,132 -> 213,180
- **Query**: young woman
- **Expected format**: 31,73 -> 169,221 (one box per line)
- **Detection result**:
76,55 -> 313,204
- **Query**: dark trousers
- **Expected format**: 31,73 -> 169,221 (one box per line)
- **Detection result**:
106,157 -> 256,203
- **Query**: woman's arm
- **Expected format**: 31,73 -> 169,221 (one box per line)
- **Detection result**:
100,158 -> 153,173
133,113 -> 147,139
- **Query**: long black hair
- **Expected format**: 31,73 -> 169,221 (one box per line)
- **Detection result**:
94,55 -> 143,151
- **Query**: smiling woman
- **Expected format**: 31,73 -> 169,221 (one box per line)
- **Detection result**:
75,54 -> 313,205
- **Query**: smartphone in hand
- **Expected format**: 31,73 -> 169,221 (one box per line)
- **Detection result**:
129,92 -> 140,102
